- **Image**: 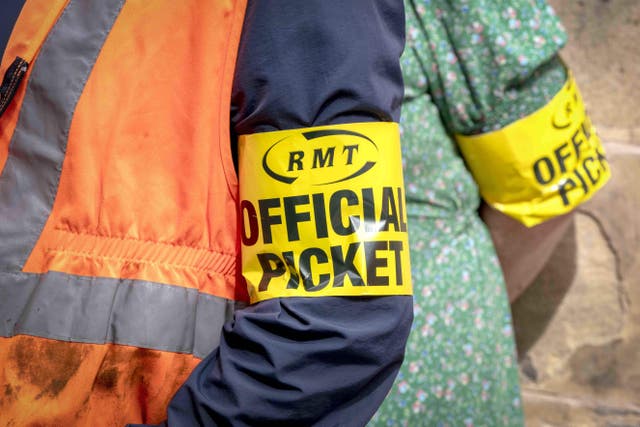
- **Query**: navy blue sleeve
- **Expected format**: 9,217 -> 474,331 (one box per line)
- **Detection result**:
0,0 -> 26,60
230,0 -> 405,130
164,2 -> 412,426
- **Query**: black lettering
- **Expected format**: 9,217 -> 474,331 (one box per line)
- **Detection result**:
388,241 -> 404,286
240,200 -> 259,246
329,190 -> 359,236
257,253 -> 286,291
361,188 -> 377,232
312,147 -> 335,169
312,193 -> 329,239
571,128 -> 584,161
534,157 -> 555,185
258,198 -> 282,244
343,144 -> 359,165
596,147 -> 609,172
573,169 -> 589,195
364,241 -> 389,286
330,242 -> 364,287
582,119 -> 592,140
283,195 -> 311,242
282,251 -> 300,289
582,156 -> 600,185
299,247 -> 331,292
288,151 -> 304,171
397,187 -> 407,232
554,142 -> 571,174
380,187 -> 400,232
558,178 -> 577,206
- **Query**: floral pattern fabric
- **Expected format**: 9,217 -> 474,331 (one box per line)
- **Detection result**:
371,1 -> 568,426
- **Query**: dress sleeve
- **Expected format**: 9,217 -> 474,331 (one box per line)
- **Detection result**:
404,1 -> 609,226
404,0 -> 568,134
160,1 -> 413,426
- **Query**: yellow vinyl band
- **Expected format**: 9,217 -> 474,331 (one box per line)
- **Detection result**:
239,122 -> 412,303
456,74 -> 610,227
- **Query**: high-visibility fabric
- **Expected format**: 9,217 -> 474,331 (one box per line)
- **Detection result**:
0,0 -> 247,424
0,336 -> 201,427
22,0 -> 247,301
1,271 -> 236,357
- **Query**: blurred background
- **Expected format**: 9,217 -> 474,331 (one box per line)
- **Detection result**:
512,0 -> 640,425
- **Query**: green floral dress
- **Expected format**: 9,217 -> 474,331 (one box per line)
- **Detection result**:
371,1 -> 568,426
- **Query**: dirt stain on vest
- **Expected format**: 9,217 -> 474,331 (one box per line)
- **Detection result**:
0,383 -> 17,408
11,337 -> 83,399
94,366 -> 119,391
128,348 -> 162,391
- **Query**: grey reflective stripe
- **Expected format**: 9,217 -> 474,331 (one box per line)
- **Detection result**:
0,0 -> 125,270
0,271 -> 241,358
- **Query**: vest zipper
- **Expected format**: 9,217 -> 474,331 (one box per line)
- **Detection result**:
0,57 -> 28,117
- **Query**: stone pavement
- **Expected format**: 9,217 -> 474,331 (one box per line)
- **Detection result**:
512,1 -> 640,425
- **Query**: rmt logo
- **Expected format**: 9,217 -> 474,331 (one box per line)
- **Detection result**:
261,129 -> 379,185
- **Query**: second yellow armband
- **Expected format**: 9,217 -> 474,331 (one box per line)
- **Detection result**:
456,75 -> 610,227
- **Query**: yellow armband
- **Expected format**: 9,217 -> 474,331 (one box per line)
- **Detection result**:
456,75 -> 610,227
239,122 -> 412,303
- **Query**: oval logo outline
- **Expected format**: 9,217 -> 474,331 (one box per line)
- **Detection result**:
262,129 -> 379,186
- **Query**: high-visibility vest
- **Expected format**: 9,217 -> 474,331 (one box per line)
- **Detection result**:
0,0 -> 248,424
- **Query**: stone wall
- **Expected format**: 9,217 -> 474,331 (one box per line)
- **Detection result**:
513,0 -> 640,425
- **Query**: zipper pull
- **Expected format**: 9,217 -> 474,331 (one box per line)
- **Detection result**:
0,57 -> 28,117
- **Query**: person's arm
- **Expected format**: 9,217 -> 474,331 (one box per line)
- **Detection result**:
463,59 -> 608,300
404,0 -> 609,300
462,57 -> 609,301
480,203 -> 573,302
159,2 -> 412,426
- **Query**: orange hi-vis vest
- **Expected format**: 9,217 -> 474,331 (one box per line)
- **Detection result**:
0,0 -> 248,425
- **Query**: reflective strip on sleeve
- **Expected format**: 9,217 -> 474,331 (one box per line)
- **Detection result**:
239,122 -> 412,303
455,74 -> 611,227
0,271 -> 238,358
